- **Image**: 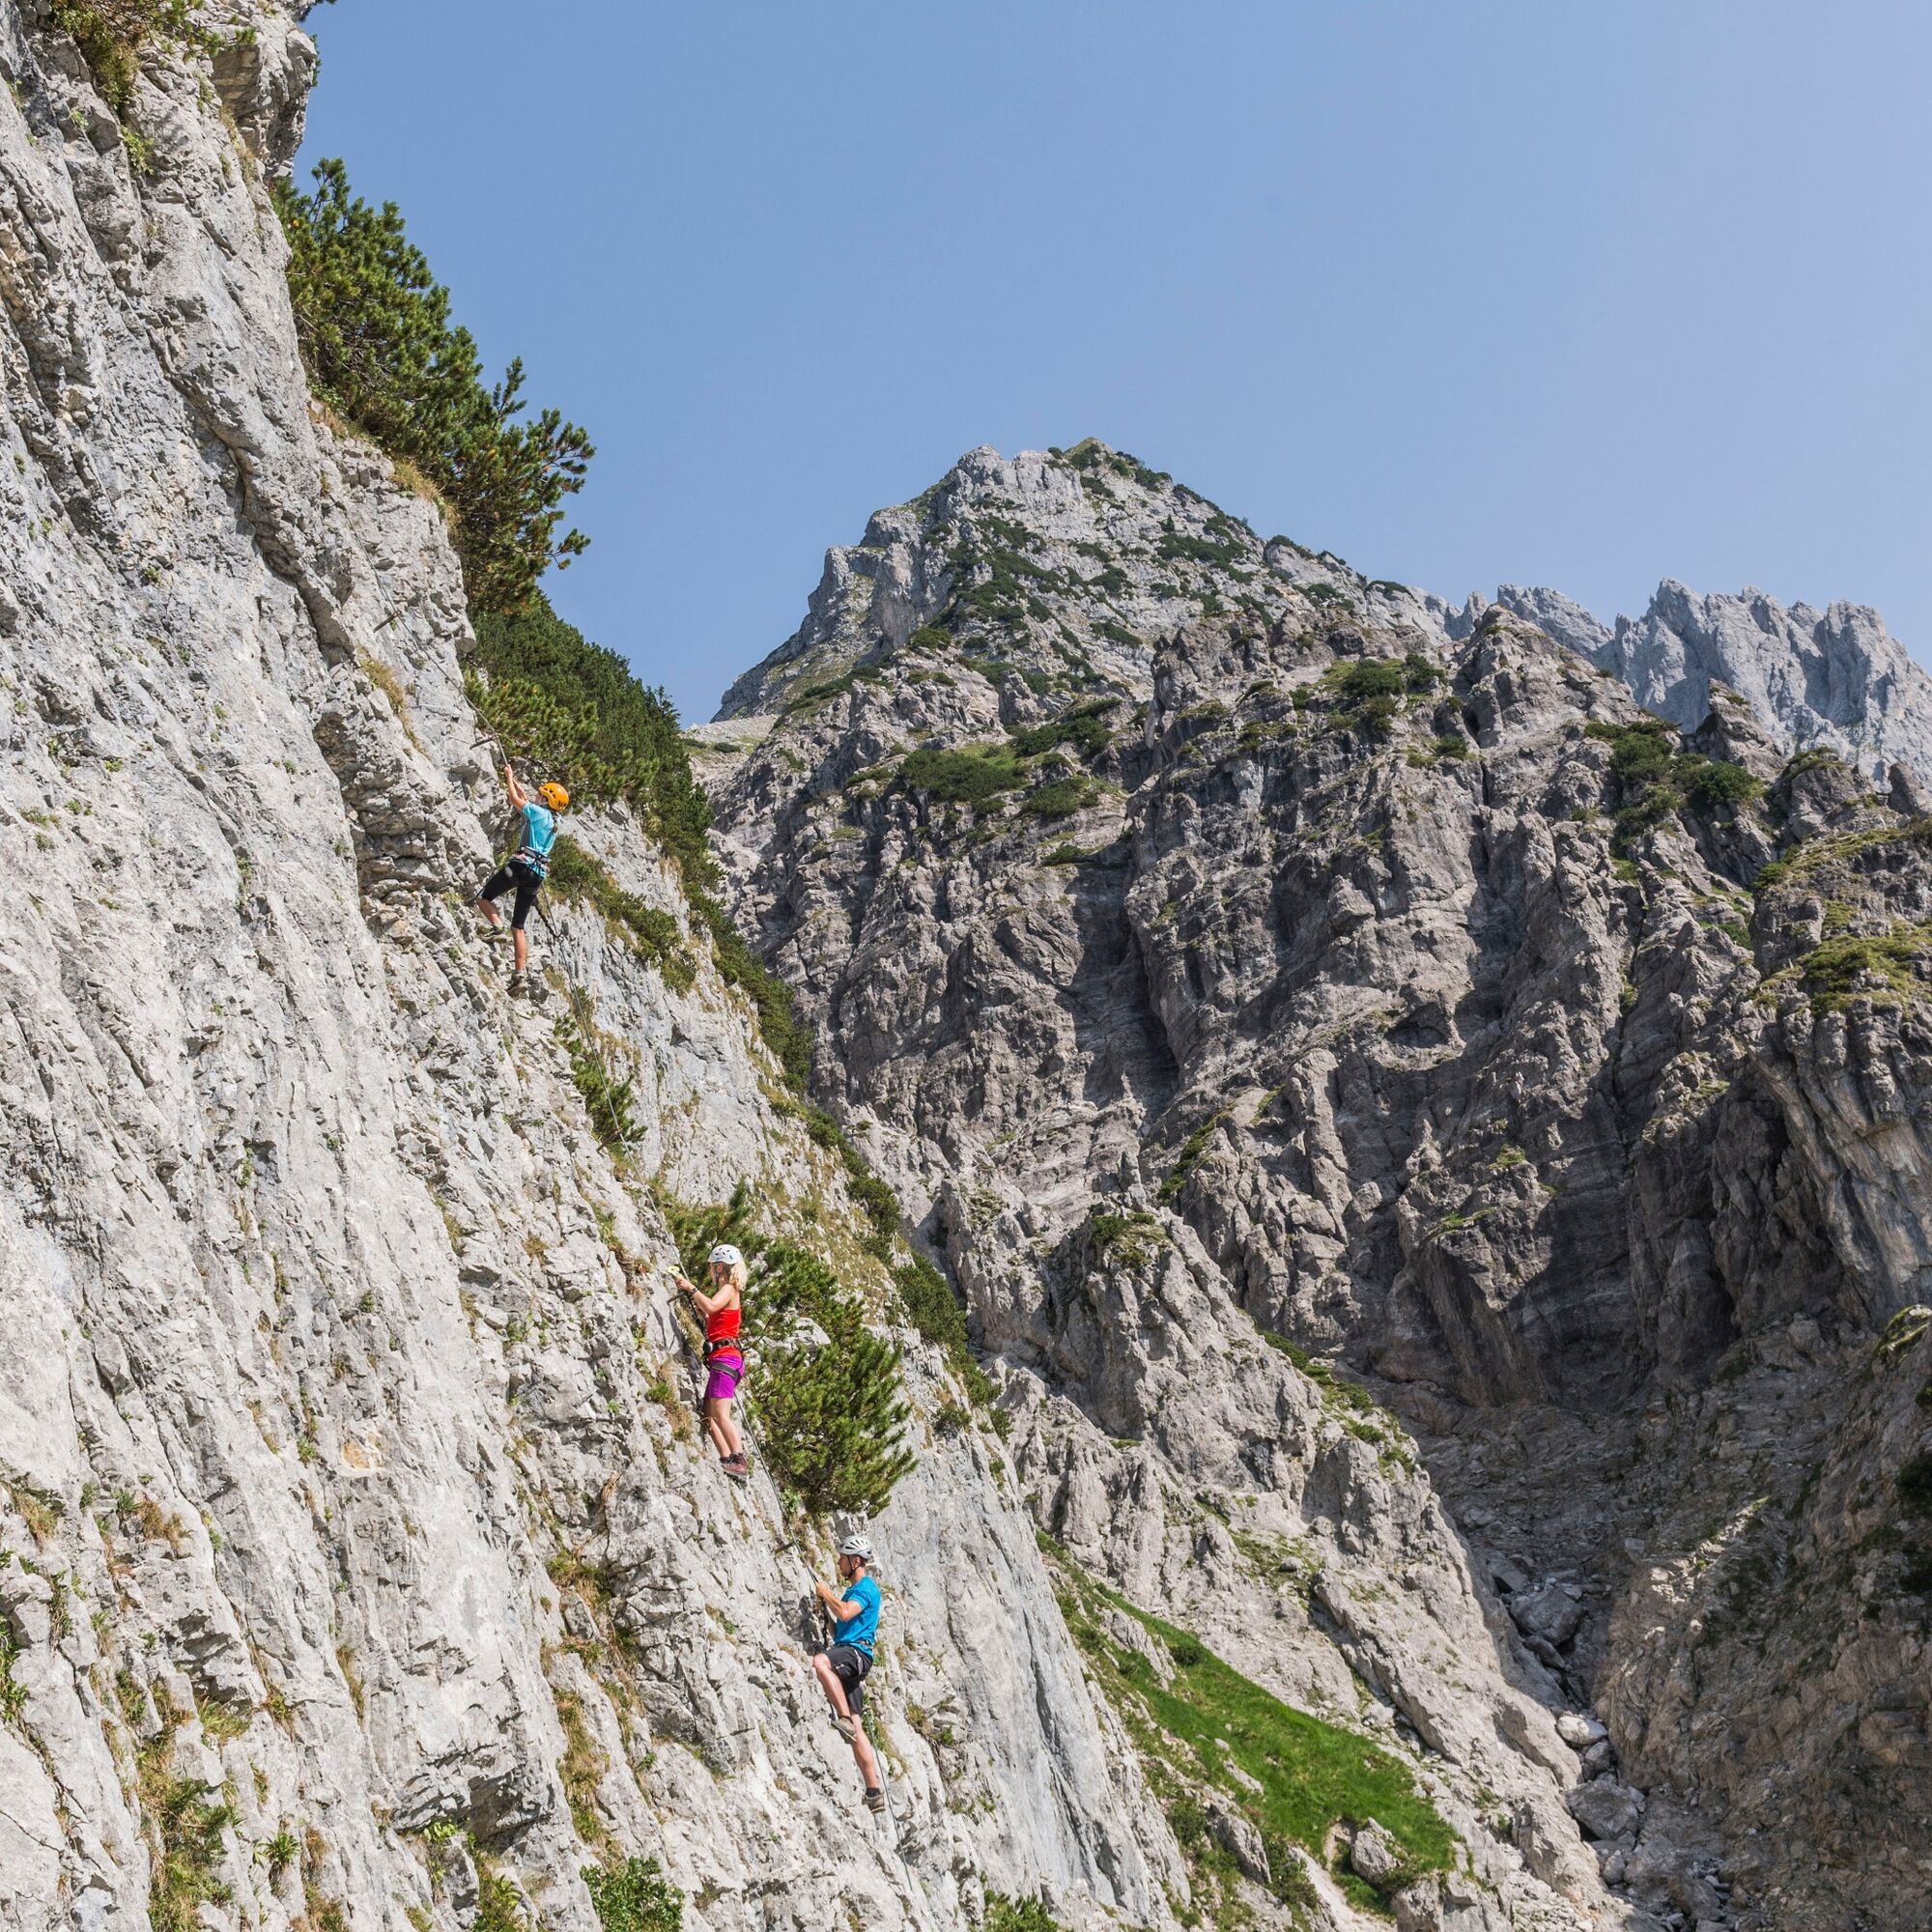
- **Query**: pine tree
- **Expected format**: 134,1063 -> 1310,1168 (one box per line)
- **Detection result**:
664,1194 -> 917,1517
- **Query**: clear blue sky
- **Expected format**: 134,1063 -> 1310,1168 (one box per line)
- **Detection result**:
297,2 -> 1932,724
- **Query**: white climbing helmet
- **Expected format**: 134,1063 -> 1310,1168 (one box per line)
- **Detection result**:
708,1243 -> 744,1268
838,1532 -> 873,1561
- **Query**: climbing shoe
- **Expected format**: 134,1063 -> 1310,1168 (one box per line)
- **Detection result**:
721,1454 -> 750,1483
508,972 -> 529,999
833,1715 -> 858,1743
864,1788 -> 884,1814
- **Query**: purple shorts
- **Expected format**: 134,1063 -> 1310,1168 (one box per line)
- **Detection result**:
704,1355 -> 742,1403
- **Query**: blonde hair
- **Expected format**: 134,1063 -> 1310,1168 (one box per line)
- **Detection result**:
712,1255 -> 748,1295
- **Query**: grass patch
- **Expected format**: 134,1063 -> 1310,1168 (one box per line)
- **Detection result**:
1050,1555 -> 1455,1892
1790,927 -> 1932,1014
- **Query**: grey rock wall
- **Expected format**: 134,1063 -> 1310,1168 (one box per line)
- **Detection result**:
702,444 -> 1932,1932
0,18 -> 1185,1932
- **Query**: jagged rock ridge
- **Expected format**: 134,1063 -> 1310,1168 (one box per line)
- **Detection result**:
698,441 -> 1932,1931
1486,581 -> 1932,783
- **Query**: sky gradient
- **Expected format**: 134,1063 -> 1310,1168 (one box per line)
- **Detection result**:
296,2 -> 1932,724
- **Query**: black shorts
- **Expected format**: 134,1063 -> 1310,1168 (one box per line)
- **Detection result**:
826,1642 -> 871,1714
480,859 -> 544,930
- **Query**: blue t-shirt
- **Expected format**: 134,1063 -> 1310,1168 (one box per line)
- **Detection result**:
837,1574 -> 882,1655
517,801 -> 558,872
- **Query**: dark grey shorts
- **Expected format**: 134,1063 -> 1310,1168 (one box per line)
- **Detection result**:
826,1641 -> 871,1714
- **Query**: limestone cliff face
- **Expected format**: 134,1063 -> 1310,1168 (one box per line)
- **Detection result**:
700,445 -> 1932,1932
1486,581 -> 1932,784
0,16 -> 1188,1932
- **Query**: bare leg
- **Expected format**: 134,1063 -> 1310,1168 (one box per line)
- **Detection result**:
811,1656 -> 879,1789
812,1652 -> 851,1718
716,1398 -> 743,1460
704,1399 -> 733,1460
512,927 -> 529,974
476,897 -> 501,927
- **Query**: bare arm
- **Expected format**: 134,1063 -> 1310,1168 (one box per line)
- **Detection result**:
673,1271 -> 725,1319
814,1581 -> 863,1621
502,760 -> 530,811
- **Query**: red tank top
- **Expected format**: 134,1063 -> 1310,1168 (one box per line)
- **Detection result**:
705,1302 -> 742,1351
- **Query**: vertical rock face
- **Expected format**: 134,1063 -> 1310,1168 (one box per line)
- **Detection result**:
702,445 -> 1932,1932
1489,581 -> 1932,783
0,19 -> 1197,1932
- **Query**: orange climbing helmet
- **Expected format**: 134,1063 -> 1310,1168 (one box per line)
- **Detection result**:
538,781 -> 569,810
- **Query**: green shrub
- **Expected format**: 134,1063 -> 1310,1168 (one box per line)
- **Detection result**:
1687,759 -> 1766,813
1586,718 -> 1675,786
755,1292 -> 916,1517
1158,1113 -> 1226,1204
895,1252 -> 968,1353
1085,1209 -> 1165,1270
1021,778 -> 1100,819
668,1193 -> 917,1517
547,838 -> 695,991
1334,660 -> 1407,702
582,1857 -> 683,1932
461,600 -> 814,1081
898,744 -> 1022,806
468,601 -> 709,857
473,1868 -> 526,1932
1010,703 -> 1115,761
49,0 -> 208,114
275,160 -> 592,614
983,1893 -> 1065,1932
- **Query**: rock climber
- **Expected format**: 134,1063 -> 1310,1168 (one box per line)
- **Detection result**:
811,1532 -> 885,1813
671,1244 -> 750,1482
473,757 -> 567,996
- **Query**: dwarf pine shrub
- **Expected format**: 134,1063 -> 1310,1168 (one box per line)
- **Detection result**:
275,159 -> 592,615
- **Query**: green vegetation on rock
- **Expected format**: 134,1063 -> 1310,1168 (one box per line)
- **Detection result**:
983,1893 -> 1066,1932
669,1190 -> 916,1518
583,1857 -> 683,1932
899,743 -> 1024,806
546,838 -> 695,991
276,160 -> 592,615
1583,719 -> 1764,854
1048,1551 -> 1455,1915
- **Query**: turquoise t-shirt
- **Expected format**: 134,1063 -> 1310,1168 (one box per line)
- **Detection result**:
517,801 -> 558,871
838,1574 -> 882,1654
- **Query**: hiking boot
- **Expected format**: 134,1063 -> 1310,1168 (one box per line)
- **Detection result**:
507,972 -> 529,998
721,1455 -> 750,1483
833,1715 -> 858,1743
863,1787 -> 884,1814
